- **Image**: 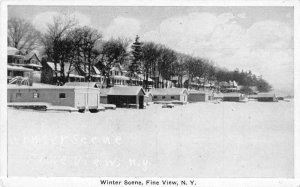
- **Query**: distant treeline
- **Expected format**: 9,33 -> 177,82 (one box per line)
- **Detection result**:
8,14 -> 272,92
215,69 -> 272,93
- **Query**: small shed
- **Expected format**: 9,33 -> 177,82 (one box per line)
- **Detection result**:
7,85 -> 101,110
257,93 -> 278,102
145,92 -> 153,104
99,88 -> 111,104
188,90 -> 209,102
223,92 -> 244,102
213,92 -> 224,100
107,86 -> 146,109
151,88 -> 188,102
276,94 -> 285,100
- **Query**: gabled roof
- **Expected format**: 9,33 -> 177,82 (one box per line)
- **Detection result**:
77,64 -> 102,76
108,86 -> 145,96
7,47 -> 19,55
99,88 -> 111,96
24,52 -> 40,61
213,92 -> 224,97
188,90 -> 210,95
47,62 -> 76,73
7,64 -> 33,72
223,92 -> 242,97
111,64 -> 126,72
257,93 -> 276,98
64,82 -> 102,88
150,88 -> 188,95
93,66 -> 101,75
145,92 -> 153,97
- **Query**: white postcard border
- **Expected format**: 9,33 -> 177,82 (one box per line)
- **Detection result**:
0,0 -> 299,186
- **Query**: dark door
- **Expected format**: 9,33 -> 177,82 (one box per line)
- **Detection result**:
139,96 -> 144,109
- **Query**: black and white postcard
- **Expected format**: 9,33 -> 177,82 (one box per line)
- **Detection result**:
0,0 -> 299,187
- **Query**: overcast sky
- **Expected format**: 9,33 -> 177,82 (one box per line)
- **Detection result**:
8,6 -> 294,94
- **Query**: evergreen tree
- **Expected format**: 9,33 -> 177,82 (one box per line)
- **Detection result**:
128,35 -> 143,85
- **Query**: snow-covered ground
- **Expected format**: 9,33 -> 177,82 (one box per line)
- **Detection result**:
7,100 -> 294,177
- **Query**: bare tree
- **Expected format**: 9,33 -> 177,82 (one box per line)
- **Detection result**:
41,14 -> 77,83
70,26 -> 102,82
8,17 -> 41,53
96,38 -> 130,88
142,42 -> 163,90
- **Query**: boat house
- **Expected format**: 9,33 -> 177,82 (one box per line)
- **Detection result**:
213,92 -> 224,100
187,90 -> 210,102
106,86 -> 146,109
7,85 -> 101,110
64,82 -> 103,88
151,88 -> 188,102
145,92 -> 153,105
223,92 -> 244,102
257,93 -> 278,102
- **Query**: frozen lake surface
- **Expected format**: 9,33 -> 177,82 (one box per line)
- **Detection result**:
7,100 -> 294,177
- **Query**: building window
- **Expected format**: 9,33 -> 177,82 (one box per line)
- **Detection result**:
162,96 -> 166,99
33,92 -> 39,98
16,93 -> 22,98
171,96 -> 174,99
154,96 -> 157,99
59,93 -> 66,98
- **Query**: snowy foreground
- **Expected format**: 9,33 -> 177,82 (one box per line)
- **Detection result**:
8,101 -> 293,177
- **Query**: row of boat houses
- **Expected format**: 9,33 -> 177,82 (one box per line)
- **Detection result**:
7,81 -> 280,112
7,47 -> 281,112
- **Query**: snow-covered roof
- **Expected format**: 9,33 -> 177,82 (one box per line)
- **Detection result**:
7,64 -> 33,72
110,75 -> 130,80
188,90 -> 210,95
7,47 -> 19,55
137,74 -> 154,82
46,62 -> 84,78
257,93 -> 276,98
64,82 -> 102,88
213,92 -> 224,97
99,88 -> 111,96
7,85 -> 98,90
145,92 -> 153,97
233,81 -> 238,87
151,88 -> 188,96
108,86 -> 145,96
93,66 -> 101,75
24,63 -> 42,68
223,92 -> 242,97
24,52 -> 40,61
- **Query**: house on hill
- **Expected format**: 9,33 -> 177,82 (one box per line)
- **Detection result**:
7,47 -> 41,84
41,62 -> 85,84
7,65 -> 33,85
24,52 -> 42,70
24,52 -> 42,83
109,64 -> 129,86
151,88 -> 188,102
257,93 -> 278,102
76,64 -> 104,83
